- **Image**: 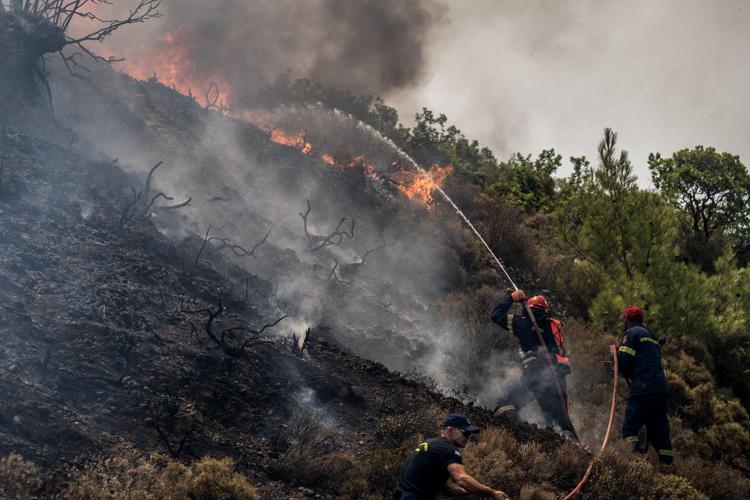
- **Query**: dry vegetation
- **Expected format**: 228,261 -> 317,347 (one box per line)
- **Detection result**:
0,446 -> 258,500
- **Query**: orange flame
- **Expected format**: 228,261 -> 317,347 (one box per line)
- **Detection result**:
321,153 -> 336,166
93,24 -> 452,209
99,24 -> 232,108
270,129 -> 313,154
392,164 -> 454,207
240,113 -> 451,208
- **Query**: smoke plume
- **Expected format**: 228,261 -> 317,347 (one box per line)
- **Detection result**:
103,0 -> 446,107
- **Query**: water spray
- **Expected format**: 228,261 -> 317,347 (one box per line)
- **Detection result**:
346,112 -> 520,288
346,110 -> 578,437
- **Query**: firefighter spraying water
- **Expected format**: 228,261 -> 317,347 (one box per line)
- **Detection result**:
358,116 -> 584,438
491,291 -> 576,439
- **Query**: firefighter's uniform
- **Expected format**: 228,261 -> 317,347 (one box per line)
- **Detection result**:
617,324 -> 674,464
490,294 -> 574,433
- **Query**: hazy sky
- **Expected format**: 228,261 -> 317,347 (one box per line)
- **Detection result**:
387,0 -> 750,184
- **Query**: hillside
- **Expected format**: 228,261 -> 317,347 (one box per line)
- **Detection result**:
2,7 -> 750,499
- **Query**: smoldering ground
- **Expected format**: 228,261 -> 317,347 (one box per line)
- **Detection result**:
34,39 -> 560,433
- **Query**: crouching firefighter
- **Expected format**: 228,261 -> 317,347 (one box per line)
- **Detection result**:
490,290 -> 576,438
613,306 -> 674,465
393,414 -> 509,500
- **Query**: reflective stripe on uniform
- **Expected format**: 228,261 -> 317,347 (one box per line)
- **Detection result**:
415,442 -> 428,452
658,449 -> 675,456
521,352 -> 537,366
640,337 -> 659,345
625,436 -> 639,442
497,405 -> 516,414
619,346 -> 636,356
507,315 -> 514,334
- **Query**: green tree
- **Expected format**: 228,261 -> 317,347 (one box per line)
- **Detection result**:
485,149 -> 561,213
556,129 -> 674,278
648,146 -> 750,268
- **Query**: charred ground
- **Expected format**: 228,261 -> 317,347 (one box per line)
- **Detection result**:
2,8 -> 750,498
0,71 -> 568,498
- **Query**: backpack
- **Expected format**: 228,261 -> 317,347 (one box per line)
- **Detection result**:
551,318 -> 571,375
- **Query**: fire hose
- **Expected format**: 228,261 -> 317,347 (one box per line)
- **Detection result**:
562,344 -> 619,499
409,168 -> 618,495
523,299 -> 579,440
463,233 -> 578,437
410,165 -> 578,435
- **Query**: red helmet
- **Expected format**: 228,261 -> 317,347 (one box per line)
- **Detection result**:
528,295 -> 549,313
623,306 -> 644,324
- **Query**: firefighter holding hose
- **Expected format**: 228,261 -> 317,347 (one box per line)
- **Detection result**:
490,289 -> 576,438
614,306 -> 674,465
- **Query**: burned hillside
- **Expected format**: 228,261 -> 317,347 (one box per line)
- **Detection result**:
0,118 -> 571,497
0,13 -> 564,497
3,3 -> 750,499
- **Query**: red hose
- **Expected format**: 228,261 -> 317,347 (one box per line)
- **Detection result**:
562,344 -> 619,499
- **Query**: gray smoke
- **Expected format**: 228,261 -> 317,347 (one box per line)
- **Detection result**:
388,0 -> 750,182
103,0 -> 446,107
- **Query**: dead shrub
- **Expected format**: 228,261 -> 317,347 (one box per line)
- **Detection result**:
551,442 -> 588,487
270,413 -> 342,455
436,288 -> 519,401
268,413 -> 356,492
653,474 -> 707,500
474,198 -> 538,273
519,483 -> 558,500
0,453 -> 42,500
678,455 -> 750,499
462,426 -> 522,494
374,405 -> 442,448
187,457 -> 259,499
517,442 -> 554,484
583,448 -> 656,499
339,441 -> 415,500
58,446 -> 257,500
268,451 -> 357,491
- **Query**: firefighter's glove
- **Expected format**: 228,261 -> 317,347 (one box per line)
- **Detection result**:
511,289 -> 527,302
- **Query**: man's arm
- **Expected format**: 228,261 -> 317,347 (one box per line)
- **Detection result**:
490,290 -> 524,329
443,477 -> 469,496
617,329 -> 638,380
447,463 -> 509,499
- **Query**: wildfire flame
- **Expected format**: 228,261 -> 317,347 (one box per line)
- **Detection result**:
245,110 -> 452,207
98,24 -> 232,108
93,24 -> 451,208
393,164 -> 455,206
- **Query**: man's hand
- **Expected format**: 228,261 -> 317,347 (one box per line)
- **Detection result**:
511,289 -> 527,302
444,478 -> 468,496
448,463 -> 509,499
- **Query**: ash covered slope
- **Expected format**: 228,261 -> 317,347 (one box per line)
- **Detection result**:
43,59 -> 492,384
0,125 -> 561,497
0,60 -> 565,497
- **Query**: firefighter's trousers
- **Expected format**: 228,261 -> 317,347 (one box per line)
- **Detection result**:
622,394 -> 673,464
496,359 -> 572,433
